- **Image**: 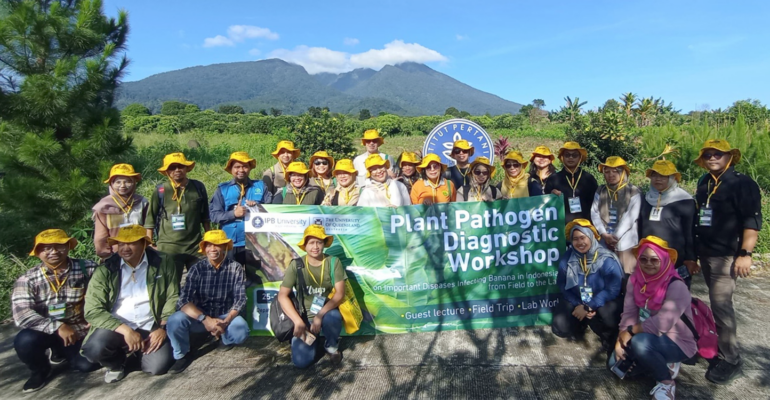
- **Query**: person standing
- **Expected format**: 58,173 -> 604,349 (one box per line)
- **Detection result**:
144,153 -> 211,281
446,139 -> 474,188
210,152 -> 272,284
93,164 -> 149,260
353,130 -> 392,186
693,139 -> 762,384
309,151 -> 337,200
528,146 -> 557,196
457,157 -> 501,202
410,153 -> 456,205
358,154 -> 412,207
395,151 -> 420,193
499,151 -> 532,199
271,162 -> 325,205
545,142 -> 599,223
325,159 -> 360,206
262,140 -> 301,195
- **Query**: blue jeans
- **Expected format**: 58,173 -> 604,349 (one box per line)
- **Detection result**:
608,332 -> 688,382
291,308 -> 342,369
166,311 -> 250,360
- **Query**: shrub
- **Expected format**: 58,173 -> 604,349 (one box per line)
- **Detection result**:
122,103 -> 151,117
290,112 -> 356,161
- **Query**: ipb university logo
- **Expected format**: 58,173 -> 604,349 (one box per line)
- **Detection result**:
422,119 -> 494,167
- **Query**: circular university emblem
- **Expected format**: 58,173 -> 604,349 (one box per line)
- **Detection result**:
422,119 -> 494,167
251,216 -> 264,229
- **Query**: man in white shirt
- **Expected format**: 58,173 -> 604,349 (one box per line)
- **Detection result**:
82,225 -> 179,383
353,129 -> 393,186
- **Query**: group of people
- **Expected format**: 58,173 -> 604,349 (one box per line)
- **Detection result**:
9,126 -> 761,399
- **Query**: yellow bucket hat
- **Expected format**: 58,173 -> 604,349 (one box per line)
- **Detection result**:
158,153 -> 195,175
104,163 -> 142,184
284,161 -> 310,181
451,139 -> 475,157
224,151 -> 256,173
503,151 -> 529,170
694,139 -> 741,169
557,142 -> 588,163
364,154 -> 390,177
632,235 -> 678,266
309,151 -> 335,175
107,224 -> 153,247
530,146 -> 555,162
564,219 -> 599,241
645,160 -> 681,182
469,156 -> 495,178
361,129 -> 385,146
297,224 -> 333,251
598,156 -> 631,175
417,153 -> 447,174
333,159 -> 357,175
199,230 -> 234,254
29,229 -> 78,256
271,140 -> 301,160
399,151 -> 420,167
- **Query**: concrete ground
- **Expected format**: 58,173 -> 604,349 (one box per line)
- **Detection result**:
1,273 -> 769,399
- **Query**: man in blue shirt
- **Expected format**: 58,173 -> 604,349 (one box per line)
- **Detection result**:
210,152 -> 272,284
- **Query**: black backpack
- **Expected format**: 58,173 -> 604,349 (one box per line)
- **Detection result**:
269,259 -> 309,342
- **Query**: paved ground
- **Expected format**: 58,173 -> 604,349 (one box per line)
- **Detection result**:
1,272 -> 769,399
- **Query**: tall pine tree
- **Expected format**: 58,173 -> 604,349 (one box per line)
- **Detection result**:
0,0 -> 132,254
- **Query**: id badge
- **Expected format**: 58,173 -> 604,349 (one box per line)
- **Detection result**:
171,213 -> 186,231
568,197 -> 582,213
649,207 -> 663,221
579,286 -> 593,303
49,303 -> 67,320
639,307 -> 651,322
677,265 -> 691,280
310,295 -> 325,314
699,207 -> 713,227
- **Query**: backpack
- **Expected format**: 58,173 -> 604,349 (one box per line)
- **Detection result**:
269,259 -> 309,342
154,180 -> 207,239
671,277 -> 719,359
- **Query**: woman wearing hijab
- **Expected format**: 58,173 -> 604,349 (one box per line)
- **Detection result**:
358,154 -> 411,207
457,157 -> 502,202
528,146 -> 557,196
395,151 -> 420,193
637,160 -> 698,287
611,236 -> 696,400
410,153 -> 456,205
590,156 -> 642,274
499,151 -> 530,199
553,219 -> 624,348
271,162 -> 325,205
324,159 -> 360,206
92,164 -> 149,259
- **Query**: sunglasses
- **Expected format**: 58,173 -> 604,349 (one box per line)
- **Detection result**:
425,163 -> 442,170
453,149 -> 470,154
504,163 -> 522,168
638,256 -> 661,266
562,152 -> 581,159
363,140 -> 378,145
313,160 -> 329,166
473,170 -> 489,176
167,164 -> 187,171
702,151 -> 725,160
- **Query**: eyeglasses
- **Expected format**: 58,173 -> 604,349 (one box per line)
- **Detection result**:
638,256 -> 661,266
39,244 -> 68,254
473,170 -> 489,176
426,163 -> 442,170
453,149 -> 470,154
562,152 -> 581,159
504,163 -> 522,168
314,160 -> 329,166
363,140 -> 378,145
702,151 -> 725,160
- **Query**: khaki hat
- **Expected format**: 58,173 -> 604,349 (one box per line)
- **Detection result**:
694,139 -> 741,169
364,154 -> 390,178
416,153 -> 447,174
557,142 -> 588,163
104,163 -> 142,184
645,160 -> 681,182
598,156 -> 631,175
564,219 -> 600,241
399,151 -> 420,167
199,230 -> 234,254
633,235 -> 678,266
469,156 -> 496,178
158,153 -> 195,175
530,146 -> 555,162
29,229 -> 78,256
333,159 -> 357,175
297,224 -> 333,251
451,139 -> 475,158
107,224 -> 153,247
271,140 -> 301,160
361,129 -> 385,146
502,151 -> 529,170
224,151 -> 256,173
309,151 -> 335,176
284,161 -> 310,181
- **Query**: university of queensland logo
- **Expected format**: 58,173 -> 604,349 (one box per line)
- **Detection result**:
422,119 -> 494,167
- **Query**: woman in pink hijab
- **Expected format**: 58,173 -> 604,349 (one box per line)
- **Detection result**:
610,236 -> 697,400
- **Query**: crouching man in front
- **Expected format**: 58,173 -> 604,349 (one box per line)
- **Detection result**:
81,225 -> 179,383
165,230 -> 249,373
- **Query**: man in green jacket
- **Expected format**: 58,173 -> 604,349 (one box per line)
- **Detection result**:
82,225 -> 179,383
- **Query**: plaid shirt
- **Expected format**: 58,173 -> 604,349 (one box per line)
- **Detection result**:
12,258 -> 97,339
177,258 -> 246,317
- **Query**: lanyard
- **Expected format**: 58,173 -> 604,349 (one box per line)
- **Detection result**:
579,252 -> 598,285
291,186 -> 308,205
315,177 -> 332,192
111,194 -> 135,216
507,173 -> 525,197
238,183 -> 246,205
382,182 -> 391,201
706,162 -> 732,207
474,186 -> 484,201
606,172 -> 628,202
639,260 -> 672,293
304,256 -> 325,286
41,264 -> 68,295
426,179 -> 441,202
341,185 -> 356,204
566,168 -> 583,197
169,179 -> 186,214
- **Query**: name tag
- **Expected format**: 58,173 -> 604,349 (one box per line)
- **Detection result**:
568,197 -> 582,213
49,303 -> 67,320
579,286 -> 593,303
310,295 -> 325,314
639,307 -> 651,322
608,207 -> 618,233
649,207 -> 663,221
699,207 -> 712,227
171,213 -> 186,231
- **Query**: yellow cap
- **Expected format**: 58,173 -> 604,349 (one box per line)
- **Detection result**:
309,151 -> 335,176
451,139 -> 475,158
469,156 -> 495,178
158,153 -> 195,175
564,219 -> 599,241
645,160 -> 681,182
633,235 -> 678,265
530,146 -> 555,162
297,224 -> 333,251
364,154 -> 390,177
361,129 -> 385,146
224,151 -> 256,173
29,229 -> 78,256
199,230 -> 234,254
557,142 -> 588,163
104,163 -> 142,184
284,161 -> 310,181
271,140 -> 301,160
107,224 -> 153,247
502,151 -> 529,170
333,159 -> 357,175
598,156 -> 630,175
693,139 -> 741,169
416,153 -> 447,174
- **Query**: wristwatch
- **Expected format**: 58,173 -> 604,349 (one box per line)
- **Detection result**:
197,313 -> 206,322
737,249 -> 753,258
626,325 -> 635,336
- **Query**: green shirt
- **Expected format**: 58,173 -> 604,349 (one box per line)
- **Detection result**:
281,256 -> 346,318
144,180 -> 210,256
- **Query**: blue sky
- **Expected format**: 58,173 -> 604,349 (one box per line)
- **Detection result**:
104,0 -> 770,112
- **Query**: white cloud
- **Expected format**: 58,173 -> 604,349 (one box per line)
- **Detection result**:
344,37 -> 359,46
456,34 -> 468,41
248,48 -> 261,56
227,25 -> 279,42
203,35 -> 234,48
267,40 -> 448,74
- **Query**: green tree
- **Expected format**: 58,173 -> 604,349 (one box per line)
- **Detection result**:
444,107 -> 460,117
560,96 -> 587,121
258,109 -> 268,116
0,0 -> 132,254
533,99 -> 545,109
122,103 -> 151,117
619,92 -> 637,117
160,100 -> 188,115
290,112 -> 356,161
217,104 -> 245,114
358,109 -> 371,120
184,103 -> 200,114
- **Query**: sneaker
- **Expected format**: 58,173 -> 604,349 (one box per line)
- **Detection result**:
667,362 -> 681,380
649,381 -> 676,400
169,353 -> 193,374
104,368 -> 125,383
49,350 -> 67,366
22,369 -> 51,393
706,358 -> 743,384
328,350 -> 342,366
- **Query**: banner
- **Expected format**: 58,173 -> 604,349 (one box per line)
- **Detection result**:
244,195 -> 566,335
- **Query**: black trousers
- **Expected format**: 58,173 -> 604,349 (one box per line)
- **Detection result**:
232,246 -> 262,285
14,329 -> 100,373
551,295 -> 623,345
81,328 -> 175,375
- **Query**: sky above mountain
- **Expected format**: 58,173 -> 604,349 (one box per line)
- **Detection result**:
104,0 -> 770,112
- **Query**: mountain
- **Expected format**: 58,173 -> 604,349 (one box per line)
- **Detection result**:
116,59 -> 522,116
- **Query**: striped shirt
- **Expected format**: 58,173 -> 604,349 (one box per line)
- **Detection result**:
177,258 -> 246,317
12,259 -> 97,338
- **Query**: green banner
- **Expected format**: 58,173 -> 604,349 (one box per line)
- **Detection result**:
244,195 -> 566,335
